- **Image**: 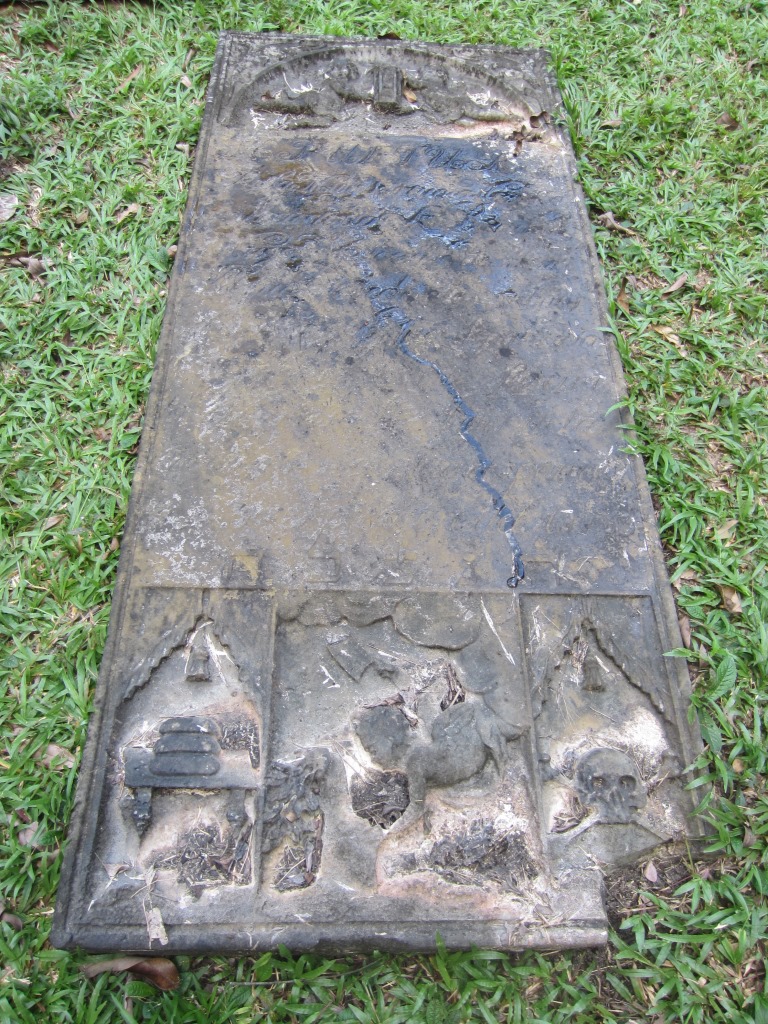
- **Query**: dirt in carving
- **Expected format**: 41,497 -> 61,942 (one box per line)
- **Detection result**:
405,818 -> 539,891
350,769 -> 410,829
156,821 -> 252,891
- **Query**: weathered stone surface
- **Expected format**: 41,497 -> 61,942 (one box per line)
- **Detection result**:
53,34 -> 704,954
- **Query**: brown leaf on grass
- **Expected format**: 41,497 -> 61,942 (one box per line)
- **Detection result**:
672,567 -> 700,591
651,324 -> 683,351
19,256 -> 45,279
43,514 -> 65,530
677,614 -> 692,648
81,956 -> 180,990
616,279 -> 631,314
716,111 -> 739,131
18,824 -> 43,848
661,272 -> 688,295
627,270 -> 666,291
600,118 -> 622,129
679,3 -> 688,14
1,912 -> 23,932
94,426 -> 112,442
116,64 -> 143,93
167,244 -> 178,258
42,743 -> 76,769
183,47 -> 196,72
115,203 -> 139,225
596,210 -> 638,236
715,518 -> 738,541
109,536 -> 120,553
643,860 -> 658,883
72,210 -> 89,226
0,194 -> 18,222
43,40 -> 60,54
180,74 -> 193,89
720,586 -> 743,614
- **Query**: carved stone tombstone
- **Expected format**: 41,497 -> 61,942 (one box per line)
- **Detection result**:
53,34 -> 704,953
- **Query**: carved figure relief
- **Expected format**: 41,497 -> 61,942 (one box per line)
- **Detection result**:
573,747 -> 647,825
521,595 -> 690,867
266,592 -> 540,898
224,43 -> 552,129
91,610 -> 263,908
354,699 -> 525,835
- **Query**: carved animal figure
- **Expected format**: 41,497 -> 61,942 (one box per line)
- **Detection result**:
357,701 -> 525,834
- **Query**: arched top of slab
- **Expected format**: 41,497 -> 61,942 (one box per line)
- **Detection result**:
220,40 -> 554,129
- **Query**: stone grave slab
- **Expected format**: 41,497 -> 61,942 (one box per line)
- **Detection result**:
53,34 -> 704,953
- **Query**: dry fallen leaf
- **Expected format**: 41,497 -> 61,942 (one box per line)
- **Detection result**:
720,585 -> 743,614
716,111 -> 739,130
651,324 -> 682,347
82,956 -> 180,991
715,518 -> 738,541
43,743 -> 76,769
73,210 -> 89,226
616,279 -> 631,314
732,757 -> 744,774
18,824 -> 43,848
596,210 -> 638,236
672,567 -> 700,591
0,194 -> 18,222
167,244 -> 178,258
180,74 -> 193,89
116,64 -> 143,93
19,256 -> 45,279
644,860 -> 658,883
43,514 -> 65,530
660,272 -> 688,295
115,203 -> 139,225
403,87 -> 417,103
677,614 -> 692,648
1,912 -> 23,932
600,118 -> 623,129
93,426 -> 112,441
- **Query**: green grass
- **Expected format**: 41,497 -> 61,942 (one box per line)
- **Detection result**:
1,0 -> 767,1020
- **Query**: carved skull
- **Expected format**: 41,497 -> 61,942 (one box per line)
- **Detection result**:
574,748 -> 646,824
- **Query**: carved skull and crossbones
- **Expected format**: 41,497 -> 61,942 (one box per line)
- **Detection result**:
573,747 -> 646,824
